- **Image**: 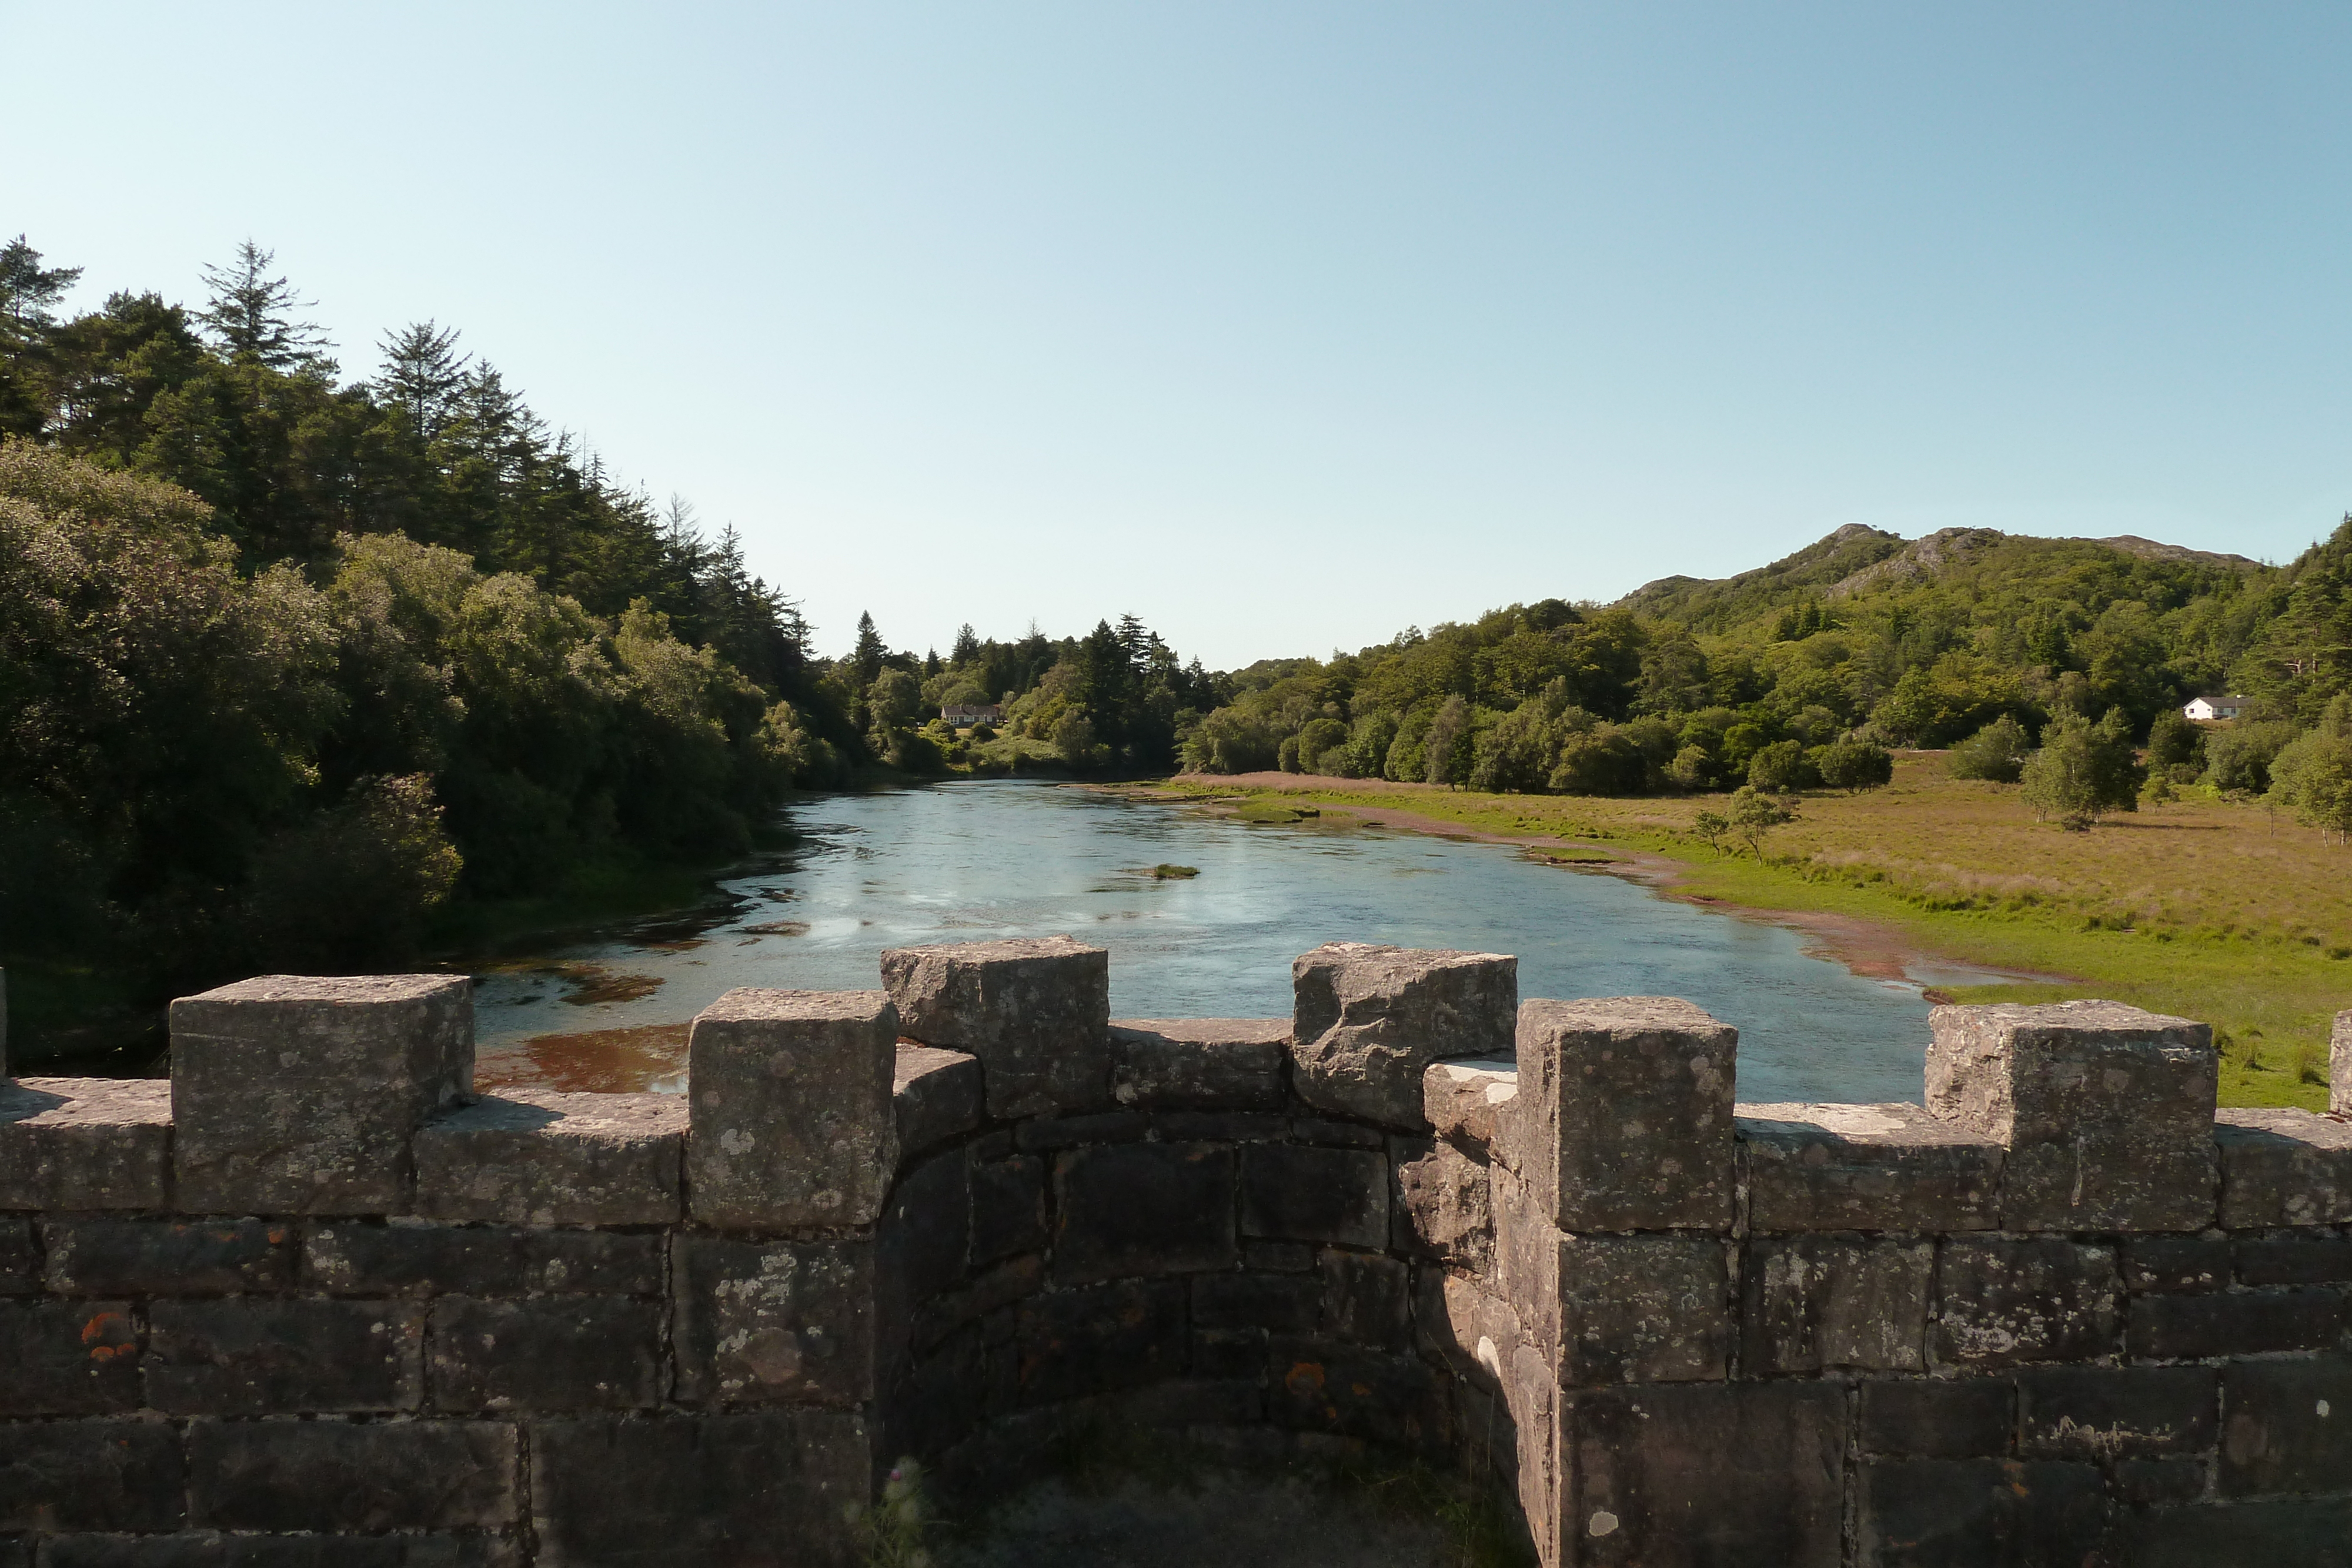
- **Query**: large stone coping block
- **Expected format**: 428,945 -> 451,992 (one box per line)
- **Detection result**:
2214,1108 -> 2352,1228
895,1043 -> 984,1158
1424,1058 -> 1517,1154
415,1089 -> 684,1226
0,1079 -> 171,1212
1739,1102 -> 2003,1233
1110,1018 -> 1288,1111
689,989 -> 898,1231
1927,1000 -> 2216,1232
169,975 -> 472,1216
1290,944 -> 1516,1128
881,938 -> 1110,1119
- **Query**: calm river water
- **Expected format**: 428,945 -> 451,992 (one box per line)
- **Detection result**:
473,781 -> 1950,1104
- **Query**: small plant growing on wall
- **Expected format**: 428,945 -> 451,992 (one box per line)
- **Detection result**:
846,1458 -> 933,1568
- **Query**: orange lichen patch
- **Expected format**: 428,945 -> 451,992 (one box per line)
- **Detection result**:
475,1022 -> 690,1095
1284,1361 -> 1326,1398
81,1310 -> 132,1359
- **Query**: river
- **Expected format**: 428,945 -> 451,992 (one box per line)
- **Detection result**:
472,781 -> 1962,1104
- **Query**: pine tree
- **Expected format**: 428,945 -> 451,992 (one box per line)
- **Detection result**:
0,235 -> 82,333
851,613 -> 887,687
198,241 -> 333,372
376,321 -> 469,442
951,623 -> 981,665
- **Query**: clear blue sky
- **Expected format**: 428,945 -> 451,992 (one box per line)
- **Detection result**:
9,3 -> 2352,668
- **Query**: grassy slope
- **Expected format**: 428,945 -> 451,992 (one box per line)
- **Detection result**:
1168,756 -> 2348,1110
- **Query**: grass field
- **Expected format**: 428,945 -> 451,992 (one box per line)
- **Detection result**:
1165,756 -> 2351,1111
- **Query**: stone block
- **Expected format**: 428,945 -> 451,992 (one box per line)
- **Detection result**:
1738,1102 -> 2002,1233
1491,1164 -> 1560,1363
1744,1236 -> 1932,1373
2016,1365 -> 2215,1461
1856,1458 -> 2110,1567
1192,1271 -> 1321,1332
2130,1288 -> 2347,1360
432,1295 -> 663,1412
1015,1278 -> 1185,1403
169,974 -> 472,1215
1570,1382 -> 1846,1567
1391,1136 -> 1492,1269
2113,1456 -> 2209,1506
413,1089 -> 683,1226
910,1254 -> 1043,1354
0,1217 -> 31,1293
1290,1117 -> 1387,1149
2239,1233 -> 2352,1285
2126,1497 -> 2352,1568
44,1218 -> 293,1296
893,1043 -> 983,1156
2221,1355 -> 2352,1496
1857,1378 -> 2014,1458
968,1153 -> 1045,1265
1242,1238 -> 1315,1272
186,1419 -> 515,1532
0,1299 -> 139,1415
880,1148 -> 970,1313
304,1222 -> 660,1298
0,1079 -> 172,1212
2123,1236 -> 2233,1294
1559,1235 -> 1730,1385
147,1300 -> 423,1414
0,1420 -> 184,1532
1932,1239 -> 2119,1369
1269,1340 -> 1448,1450
1110,1018 -> 1288,1109
1053,1141 -> 1237,1285
1422,1058 -> 1517,1154
1926,999 -> 2217,1231
2337,1007 -> 2351,1116
36,1535 -> 518,1567
686,988 -> 898,1230
673,1236 -> 874,1406
2215,1108 -> 2352,1228
531,1410 -> 867,1568
1289,944 -> 1516,1128
1506,997 -> 1736,1233
1238,1142 -> 1387,1248
1154,1109 -> 1284,1142
1319,1251 -> 1409,1349
881,937 -> 1110,1119
1014,1111 -> 1147,1151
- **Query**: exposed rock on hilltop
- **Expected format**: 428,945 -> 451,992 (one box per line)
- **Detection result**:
1618,523 -> 1906,634
1820,527 -> 2261,601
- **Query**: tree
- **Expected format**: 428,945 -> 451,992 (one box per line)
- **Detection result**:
0,235 -> 81,332
1692,809 -> 1730,855
2146,708 -> 2203,770
1746,740 -> 1816,793
850,611 -> 887,688
2266,696 -> 2352,844
1728,786 -> 1792,858
1815,737 -> 1894,791
1424,696 -> 1474,787
375,321 -> 469,442
1948,715 -> 2032,783
198,241 -> 333,371
2020,715 -> 2140,828
951,623 -> 980,665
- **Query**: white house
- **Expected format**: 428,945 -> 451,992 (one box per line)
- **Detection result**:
941,703 -> 1004,727
2183,694 -> 2250,721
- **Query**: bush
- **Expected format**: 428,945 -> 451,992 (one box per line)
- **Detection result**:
1549,728 -> 1646,795
1947,715 -> 2032,783
1814,737 -> 1893,791
1746,740 -> 1817,793
2020,714 -> 2140,828
2146,709 -> 2203,770
2267,698 -> 2352,843
245,774 -> 462,970
2201,720 -> 2295,795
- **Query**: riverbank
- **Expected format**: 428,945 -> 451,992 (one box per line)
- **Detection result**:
1146,758 -> 2350,1111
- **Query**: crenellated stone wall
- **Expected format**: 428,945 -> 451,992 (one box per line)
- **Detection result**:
0,947 -> 2348,1566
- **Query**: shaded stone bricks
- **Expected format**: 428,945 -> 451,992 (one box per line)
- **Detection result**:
305,1223 -> 660,1298
415,1089 -> 683,1226
1110,1018 -> 1288,1109
146,1299 -> 423,1413
1422,1058 -> 1517,1154
1933,1239 -> 2119,1369
2127,1286 -> 2347,1360
1857,1378 -> 2014,1458
2122,1236 -> 2233,1294
170,975 -> 472,1215
2016,1365 -> 2216,1459
185,1419 -> 515,1533
2220,1355 -> 2352,1497
1571,1382 -> 1846,1567
1319,1251 -> 1410,1349
2215,1108 -> 2352,1228
1289,945 -> 1516,1128
0,1299 -> 139,1415
968,1153 -> 1045,1266
1927,999 -> 2217,1231
880,1149 -> 968,1312
44,1218 -> 293,1296
0,1420 -> 184,1532
1507,997 -> 1736,1232
687,988 -> 898,1231
1015,1279 -> 1185,1404
2239,1232 -> 2352,1285
881,938 -> 1111,1119
432,1295 -> 664,1410
0,1079 -> 172,1213
1561,1235 -> 1730,1384
1238,1142 -> 1387,1249
1738,1102 -> 2001,1232
673,1237 -> 874,1406
1270,1340 -> 1447,1450
1054,1142 -> 1237,1284
1856,1458 -> 2109,1567
35,1534 -> 518,1566
2126,1497 -> 2352,1568
892,1044 -> 982,1158
530,1410 -> 866,1568
1192,1271 -> 1320,1333
1743,1236 -> 1932,1373
1391,1136 -> 1491,1269
0,1218 -> 32,1293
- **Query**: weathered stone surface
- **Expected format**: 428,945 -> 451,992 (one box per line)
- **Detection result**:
2214,1108 -> 2352,1228
2123,1236 -> 2233,1294
880,1148 -> 970,1318
44,1218 -> 293,1296
1238,1142 -> 1388,1248
893,1043 -> 983,1156
1319,1251 -> 1410,1349
1289,944 -> 1516,1128
1743,1236 -> 1932,1373
1110,1018 -> 1288,1110
2221,1355 -> 2352,1499
2126,1497 -> 2352,1567
36,1534 -> 518,1567
1391,1136 -> 1492,1268
148,1300 -> 423,1414
1290,1118 -> 1387,1149
532,1410 -> 865,1568
1054,1142 -> 1237,1284
1933,1239 -> 2119,1369
1423,1058 -> 1517,1154
673,1236 -> 874,1406
1738,1102 -> 2002,1233
432,1295 -> 663,1411
910,1254 -> 1043,1354
1926,999 -> 2217,1231
968,1153 -> 1045,1265
305,1222 -> 660,1298
687,988 -> 898,1230
1857,1378 -> 2014,1457
881,938 -> 1110,1119
2336,1007 -> 2351,1116
414,1089 -> 683,1226
2130,1286 -> 2347,1360
1570,1382 -> 1846,1567
1014,1111 -> 1147,1152
1506,997 -> 1736,1232
186,1419 -> 516,1532
1417,1269 -> 1526,1390
1154,1110 -> 1284,1142
1192,1271 -> 1321,1332
0,1216 -> 32,1293
170,974 -> 472,1215
0,1420 -> 184,1532
1492,1163 -> 1561,1365
2239,1233 -> 2352,1285
1015,1278 -> 1185,1403
1856,1458 -> 2109,1567
0,1298 -> 139,1415
1269,1340 -> 1447,1450
2016,1365 -> 2216,1460
0,1078 -> 172,1211
1560,1235 -> 1730,1384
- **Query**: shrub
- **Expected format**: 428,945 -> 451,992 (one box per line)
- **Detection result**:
1815,737 -> 1893,791
2020,714 -> 2140,828
1947,715 -> 2032,783
2146,709 -> 2203,770
1746,740 -> 1818,793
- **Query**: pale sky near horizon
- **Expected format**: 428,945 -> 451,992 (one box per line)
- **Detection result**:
8,3 -> 2352,668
